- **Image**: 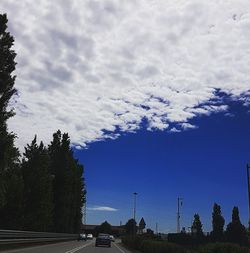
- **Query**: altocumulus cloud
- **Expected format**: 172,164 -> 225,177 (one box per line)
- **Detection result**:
87,206 -> 118,212
1,0 -> 250,148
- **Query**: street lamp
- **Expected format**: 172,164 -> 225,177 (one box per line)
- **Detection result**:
177,197 -> 183,233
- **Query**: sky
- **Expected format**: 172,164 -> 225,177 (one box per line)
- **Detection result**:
1,0 -> 250,232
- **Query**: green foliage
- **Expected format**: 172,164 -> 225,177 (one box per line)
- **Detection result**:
22,137 -> 53,231
0,165 -> 23,229
96,221 -> 112,234
0,13 -> 19,210
139,217 -> 146,230
0,13 -> 17,125
122,237 -> 250,253
192,214 -> 203,236
146,229 -> 154,235
211,203 -> 225,242
226,207 -> 247,245
0,13 -> 21,230
125,218 -> 137,235
49,130 -> 85,233
197,242 -> 250,253
122,236 -> 185,253
140,240 -> 185,253
168,233 -> 197,245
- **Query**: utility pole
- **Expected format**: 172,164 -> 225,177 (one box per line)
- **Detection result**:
177,197 -> 183,233
133,192 -> 138,236
247,164 -> 250,230
156,222 -> 158,234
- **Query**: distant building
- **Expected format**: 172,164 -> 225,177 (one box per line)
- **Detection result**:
80,224 -> 126,236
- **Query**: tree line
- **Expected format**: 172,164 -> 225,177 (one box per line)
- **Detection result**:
122,204 -> 248,246
168,203 -> 248,246
0,13 -> 86,233
191,203 -> 247,244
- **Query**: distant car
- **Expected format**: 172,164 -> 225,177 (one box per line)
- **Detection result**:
87,233 -> 93,240
78,233 -> 86,241
109,235 -> 115,242
95,234 -> 111,247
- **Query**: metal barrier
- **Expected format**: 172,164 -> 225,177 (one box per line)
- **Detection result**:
0,229 -> 78,245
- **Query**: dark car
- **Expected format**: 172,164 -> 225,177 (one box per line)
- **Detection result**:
95,234 -> 111,247
77,233 -> 86,241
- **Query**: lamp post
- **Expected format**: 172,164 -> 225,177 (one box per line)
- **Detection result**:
177,197 -> 183,233
133,192 -> 138,236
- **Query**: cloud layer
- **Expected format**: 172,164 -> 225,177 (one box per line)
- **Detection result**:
1,0 -> 250,148
87,206 -> 118,212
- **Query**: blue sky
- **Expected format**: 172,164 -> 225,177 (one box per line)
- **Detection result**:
74,100 -> 250,233
1,0 -> 250,233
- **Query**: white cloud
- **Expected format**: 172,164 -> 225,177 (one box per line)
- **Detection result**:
0,0 -> 249,149
169,127 -> 181,133
181,122 -> 198,131
87,206 -> 118,212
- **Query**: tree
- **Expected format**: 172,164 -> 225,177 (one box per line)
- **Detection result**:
226,206 -> 247,245
21,137 -> 53,231
0,13 -> 17,132
146,228 -> 154,235
139,217 -> 146,232
96,221 -> 112,235
191,214 -> 203,238
0,13 -> 21,229
211,203 -> 225,242
0,164 -> 23,229
125,219 -> 137,235
49,130 -> 86,233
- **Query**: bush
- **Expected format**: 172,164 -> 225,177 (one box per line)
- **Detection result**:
122,236 -> 145,250
122,236 -> 185,253
140,240 -> 185,253
122,236 -> 250,253
197,242 -> 250,253
168,233 -> 208,245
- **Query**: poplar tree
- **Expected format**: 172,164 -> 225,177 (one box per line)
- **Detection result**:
22,137 -> 53,231
226,206 -> 247,245
49,130 -> 85,233
0,13 -> 23,229
211,203 -> 225,241
191,213 -> 203,241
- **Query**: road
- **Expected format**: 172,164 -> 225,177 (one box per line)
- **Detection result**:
1,239 -> 133,253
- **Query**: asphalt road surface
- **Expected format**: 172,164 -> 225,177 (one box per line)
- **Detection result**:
1,239 -> 133,253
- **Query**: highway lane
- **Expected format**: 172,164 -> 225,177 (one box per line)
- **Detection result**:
2,239 -> 132,253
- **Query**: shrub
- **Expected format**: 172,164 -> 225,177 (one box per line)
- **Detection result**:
197,242 -> 250,253
140,240 -> 185,253
122,236 -> 185,253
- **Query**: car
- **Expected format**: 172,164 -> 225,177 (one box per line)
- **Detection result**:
87,233 -> 93,240
109,235 -> 115,242
95,234 -> 111,247
78,233 -> 86,241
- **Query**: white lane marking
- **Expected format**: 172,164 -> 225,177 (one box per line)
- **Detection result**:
113,243 -> 126,253
65,241 -> 93,253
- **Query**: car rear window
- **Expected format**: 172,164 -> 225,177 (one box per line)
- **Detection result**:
98,235 -> 110,239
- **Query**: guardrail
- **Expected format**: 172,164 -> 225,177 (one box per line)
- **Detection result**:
0,229 -> 78,245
